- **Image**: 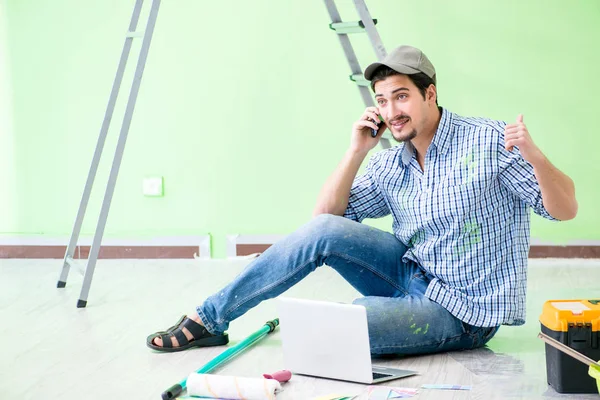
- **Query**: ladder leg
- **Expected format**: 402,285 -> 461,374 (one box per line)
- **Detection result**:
352,0 -> 387,61
78,0 -> 162,307
57,0 -> 146,289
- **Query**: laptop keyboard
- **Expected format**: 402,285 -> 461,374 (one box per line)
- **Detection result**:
372,372 -> 392,380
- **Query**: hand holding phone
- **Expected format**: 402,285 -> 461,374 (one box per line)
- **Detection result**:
351,107 -> 385,154
371,114 -> 384,137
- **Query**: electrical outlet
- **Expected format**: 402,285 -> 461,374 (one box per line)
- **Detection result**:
143,176 -> 163,197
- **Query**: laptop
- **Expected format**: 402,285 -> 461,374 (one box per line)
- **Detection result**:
277,297 -> 418,384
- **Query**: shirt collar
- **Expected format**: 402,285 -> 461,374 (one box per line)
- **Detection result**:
431,107 -> 454,156
401,107 -> 454,167
401,142 -> 414,166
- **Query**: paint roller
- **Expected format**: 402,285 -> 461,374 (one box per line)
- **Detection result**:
161,318 -> 279,400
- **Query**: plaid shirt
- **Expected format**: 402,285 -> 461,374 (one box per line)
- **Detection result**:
343,108 -> 558,327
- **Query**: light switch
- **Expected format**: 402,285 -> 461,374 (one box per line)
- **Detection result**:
143,176 -> 164,197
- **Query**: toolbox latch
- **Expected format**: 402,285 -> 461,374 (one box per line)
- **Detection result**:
567,322 -> 592,350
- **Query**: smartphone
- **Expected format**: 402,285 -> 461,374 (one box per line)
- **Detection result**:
371,115 -> 384,138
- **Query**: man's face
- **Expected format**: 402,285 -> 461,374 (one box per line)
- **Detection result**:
374,74 -> 435,143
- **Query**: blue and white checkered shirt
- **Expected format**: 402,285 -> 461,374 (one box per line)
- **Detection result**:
343,108 -> 558,327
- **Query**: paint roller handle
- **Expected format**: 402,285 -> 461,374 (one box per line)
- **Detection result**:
161,383 -> 183,400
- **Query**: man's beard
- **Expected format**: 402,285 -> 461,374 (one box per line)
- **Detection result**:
392,129 -> 417,143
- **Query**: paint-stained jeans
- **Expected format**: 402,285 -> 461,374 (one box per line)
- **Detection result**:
197,214 -> 499,355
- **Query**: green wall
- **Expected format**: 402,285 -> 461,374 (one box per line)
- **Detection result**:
0,1 -> 17,233
2,0 -> 598,257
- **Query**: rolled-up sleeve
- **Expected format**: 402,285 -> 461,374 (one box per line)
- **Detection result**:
496,124 -> 559,221
343,152 -> 391,223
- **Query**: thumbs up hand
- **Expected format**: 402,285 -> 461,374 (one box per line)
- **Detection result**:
504,114 -> 543,164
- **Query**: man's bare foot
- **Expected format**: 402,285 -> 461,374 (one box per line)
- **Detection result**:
152,312 -> 204,348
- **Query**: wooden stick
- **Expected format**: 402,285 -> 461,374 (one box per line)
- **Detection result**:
538,332 -> 600,368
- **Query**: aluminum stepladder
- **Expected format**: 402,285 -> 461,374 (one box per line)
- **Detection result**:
323,0 -> 391,149
56,0 -> 161,307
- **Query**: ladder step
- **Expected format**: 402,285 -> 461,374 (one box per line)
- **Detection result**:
126,31 -> 144,38
350,74 -> 370,87
66,256 -> 85,276
329,19 -> 377,34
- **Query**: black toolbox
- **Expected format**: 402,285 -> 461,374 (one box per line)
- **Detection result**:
540,299 -> 600,393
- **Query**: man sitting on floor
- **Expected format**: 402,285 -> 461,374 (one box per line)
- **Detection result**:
147,45 -> 578,355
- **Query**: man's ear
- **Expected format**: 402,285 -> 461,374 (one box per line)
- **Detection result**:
427,84 -> 437,104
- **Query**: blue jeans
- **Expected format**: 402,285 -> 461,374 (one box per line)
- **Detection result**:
197,214 -> 499,355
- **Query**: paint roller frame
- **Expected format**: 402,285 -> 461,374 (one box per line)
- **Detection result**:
161,318 -> 279,400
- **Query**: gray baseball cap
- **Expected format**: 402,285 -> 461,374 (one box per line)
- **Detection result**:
364,45 -> 436,84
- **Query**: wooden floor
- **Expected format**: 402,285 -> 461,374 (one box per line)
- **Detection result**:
1,258 -> 599,400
